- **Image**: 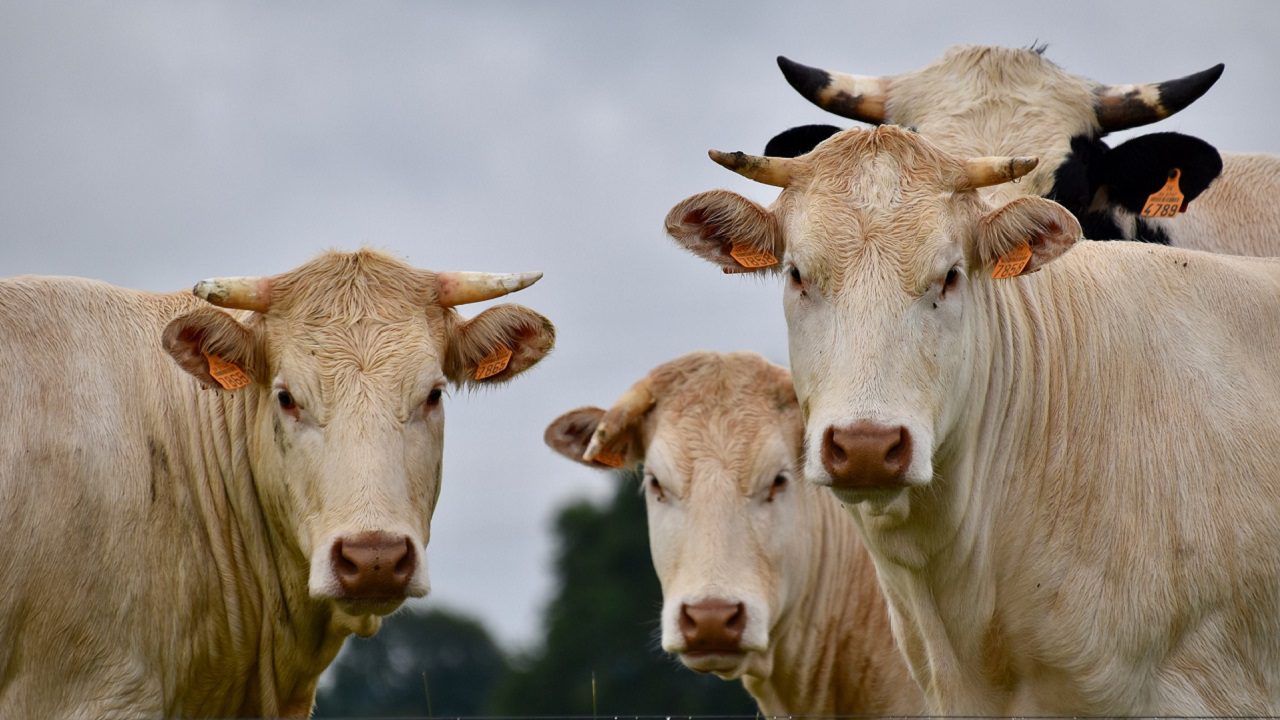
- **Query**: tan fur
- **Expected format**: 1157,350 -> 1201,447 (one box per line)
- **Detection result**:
546,352 -> 923,716
833,45 -> 1280,252
667,125 -> 1280,714
0,249 -> 553,718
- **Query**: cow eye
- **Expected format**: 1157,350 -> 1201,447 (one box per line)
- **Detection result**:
425,387 -> 444,408
941,267 -> 961,297
276,390 -> 297,411
788,265 -> 804,287
767,473 -> 788,502
646,474 -> 666,502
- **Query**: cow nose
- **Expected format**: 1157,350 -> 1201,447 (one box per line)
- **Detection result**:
679,600 -> 746,653
330,531 -> 416,599
821,421 -> 912,489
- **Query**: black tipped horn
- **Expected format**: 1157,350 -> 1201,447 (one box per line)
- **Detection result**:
1095,63 -> 1225,132
777,55 -> 888,125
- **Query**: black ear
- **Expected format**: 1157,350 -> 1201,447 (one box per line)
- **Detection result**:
1047,135 -> 1111,216
1097,132 -> 1223,214
763,124 -> 843,158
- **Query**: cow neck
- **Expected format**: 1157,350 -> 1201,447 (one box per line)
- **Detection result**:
746,486 -> 923,716
176,385 -> 343,716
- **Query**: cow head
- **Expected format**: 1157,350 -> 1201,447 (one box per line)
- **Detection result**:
666,126 -> 1079,512
775,46 -> 1224,238
162,250 -> 554,631
545,352 -> 812,680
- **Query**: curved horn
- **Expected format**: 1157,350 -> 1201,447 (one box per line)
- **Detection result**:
957,156 -> 1040,191
777,55 -> 888,124
708,150 -> 801,188
1095,63 -> 1224,132
435,271 -> 542,307
582,378 -> 655,464
192,276 -> 272,312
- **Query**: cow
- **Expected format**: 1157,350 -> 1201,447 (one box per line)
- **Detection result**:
0,249 -> 555,718
775,44 -> 1280,255
664,125 -> 1280,714
544,351 -> 922,717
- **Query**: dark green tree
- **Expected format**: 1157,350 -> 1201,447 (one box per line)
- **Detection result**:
490,470 -> 757,715
314,606 -> 509,718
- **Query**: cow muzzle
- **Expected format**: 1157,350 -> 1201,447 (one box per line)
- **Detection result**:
678,600 -> 746,656
330,531 -> 417,603
821,421 -> 913,490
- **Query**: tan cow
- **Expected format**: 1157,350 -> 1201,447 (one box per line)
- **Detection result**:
777,45 -> 1280,255
544,351 -> 921,717
666,125 -> 1280,714
0,249 -> 554,718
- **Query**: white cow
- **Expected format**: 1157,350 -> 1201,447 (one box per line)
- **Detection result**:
666,125 -> 1280,714
544,351 -> 922,717
0,249 -> 554,718
777,44 -> 1280,255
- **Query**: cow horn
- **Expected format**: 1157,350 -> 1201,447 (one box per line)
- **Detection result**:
583,378 -> 655,465
192,276 -> 272,312
777,56 -> 889,124
1094,63 -> 1224,132
957,156 -> 1040,191
434,271 -> 543,307
708,150 -> 800,188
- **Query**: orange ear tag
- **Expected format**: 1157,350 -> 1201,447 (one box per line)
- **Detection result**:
991,240 -> 1033,280
473,344 -> 513,380
204,352 -> 252,390
1140,168 -> 1185,218
592,448 -> 626,469
722,241 -> 779,274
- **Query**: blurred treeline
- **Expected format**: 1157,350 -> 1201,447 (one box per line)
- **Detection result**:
314,473 -> 756,717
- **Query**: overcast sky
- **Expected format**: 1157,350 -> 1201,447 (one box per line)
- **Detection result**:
2,1 -> 1277,649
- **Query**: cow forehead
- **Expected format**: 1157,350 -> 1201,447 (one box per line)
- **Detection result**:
886,45 -> 1098,197
780,130 -> 969,294
641,353 -> 801,495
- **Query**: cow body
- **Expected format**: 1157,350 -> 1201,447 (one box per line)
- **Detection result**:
668,126 -> 1280,714
779,45 -> 1280,254
0,251 -> 553,718
545,352 -> 922,716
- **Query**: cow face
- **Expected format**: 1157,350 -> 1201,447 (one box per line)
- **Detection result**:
776,46 -> 1224,238
545,352 -> 811,680
162,250 -> 554,631
666,127 -> 1078,510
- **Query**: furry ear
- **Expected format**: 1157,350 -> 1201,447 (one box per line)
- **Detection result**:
665,190 -> 783,275
972,197 -> 1082,278
446,304 -> 555,387
764,124 -> 843,158
162,306 -> 264,391
544,407 -> 641,470
1098,132 -> 1222,214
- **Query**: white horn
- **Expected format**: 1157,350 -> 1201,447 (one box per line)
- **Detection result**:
435,271 -> 543,307
192,276 -> 272,312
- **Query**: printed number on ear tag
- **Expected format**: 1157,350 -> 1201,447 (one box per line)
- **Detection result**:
204,352 -> 252,390
1140,168 -> 1185,219
724,241 -> 779,273
991,241 -> 1032,280
474,345 -> 513,380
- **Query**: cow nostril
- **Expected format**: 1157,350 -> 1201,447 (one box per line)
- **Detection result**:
394,539 -> 415,578
726,603 -> 746,632
824,427 -> 846,464
332,540 -> 359,578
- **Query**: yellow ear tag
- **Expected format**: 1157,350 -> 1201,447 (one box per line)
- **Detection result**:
991,240 -> 1033,280
473,344 -> 513,380
1140,168 -> 1185,218
592,448 -> 626,469
204,352 -> 252,390
723,241 -> 779,274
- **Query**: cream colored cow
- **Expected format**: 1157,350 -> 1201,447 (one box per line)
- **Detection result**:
545,352 -> 922,717
0,249 -> 554,718
778,45 -> 1280,255
666,125 -> 1280,714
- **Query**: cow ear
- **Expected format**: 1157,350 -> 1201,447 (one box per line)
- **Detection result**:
1098,132 -> 1223,213
446,304 -> 555,387
973,197 -> 1082,278
764,124 -> 843,158
544,407 -> 641,470
162,306 -> 264,391
665,190 -> 784,275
